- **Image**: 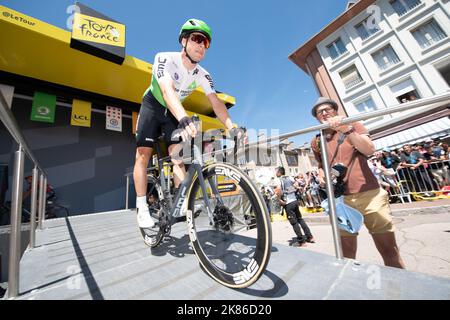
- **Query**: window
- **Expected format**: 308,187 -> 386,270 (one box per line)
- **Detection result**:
397,90 -> 420,103
355,18 -> 380,40
390,0 -> 422,16
257,149 -> 277,167
412,19 -> 447,49
339,65 -> 364,89
437,63 -> 450,87
327,38 -> 347,60
372,45 -> 401,71
390,78 -> 421,103
285,154 -> 298,167
355,97 -> 377,113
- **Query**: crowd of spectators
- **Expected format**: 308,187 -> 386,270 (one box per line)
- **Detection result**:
261,138 -> 449,210
369,138 -> 450,199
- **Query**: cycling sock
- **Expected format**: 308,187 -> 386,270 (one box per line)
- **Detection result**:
136,196 -> 147,209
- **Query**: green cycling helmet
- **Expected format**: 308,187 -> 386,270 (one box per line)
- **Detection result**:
178,19 -> 212,45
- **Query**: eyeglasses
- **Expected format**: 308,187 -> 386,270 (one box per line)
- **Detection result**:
190,33 -> 210,49
316,107 -> 335,116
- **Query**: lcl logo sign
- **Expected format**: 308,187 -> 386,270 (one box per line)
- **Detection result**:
73,114 -> 90,121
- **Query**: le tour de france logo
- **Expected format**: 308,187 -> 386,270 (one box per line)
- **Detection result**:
70,9 -> 125,47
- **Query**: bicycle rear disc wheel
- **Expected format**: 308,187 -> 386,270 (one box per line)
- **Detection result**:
186,163 -> 271,289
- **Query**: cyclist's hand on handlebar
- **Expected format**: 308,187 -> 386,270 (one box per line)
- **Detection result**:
178,116 -> 198,141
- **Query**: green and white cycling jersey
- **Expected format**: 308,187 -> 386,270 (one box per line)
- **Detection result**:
143,52 -> 216,107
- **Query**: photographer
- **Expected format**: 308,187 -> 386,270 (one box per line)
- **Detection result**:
310,97 -> 405,269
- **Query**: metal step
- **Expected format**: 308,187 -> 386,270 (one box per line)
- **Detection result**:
8,210 -> 450,300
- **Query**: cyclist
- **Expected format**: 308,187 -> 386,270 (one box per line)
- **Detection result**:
133,19 -> 241,235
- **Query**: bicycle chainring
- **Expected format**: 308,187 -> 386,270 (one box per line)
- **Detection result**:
213,205 -> 234,234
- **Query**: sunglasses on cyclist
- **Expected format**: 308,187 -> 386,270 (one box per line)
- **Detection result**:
189,33 -> 210,49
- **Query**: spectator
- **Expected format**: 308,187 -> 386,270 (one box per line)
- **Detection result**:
295,173 -> 309,208
380,148 -> 401,171
400,144 -> 434,191
274,167 -> 315,247
441,143 -> 449,160
431,142 -> 445,160
424,144 -> 450,188
310,97 -> 405,268
368,157 -> 393,193
307,171 -> 322,209
261,185 -> 275,214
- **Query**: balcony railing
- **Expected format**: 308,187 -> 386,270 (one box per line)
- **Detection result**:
344,77 -> 364,89
377,57 -> 401,71
359,27 -> 380,41
418,33 -> 447,49
396,0 -> 422,16
331,50 -> 348,61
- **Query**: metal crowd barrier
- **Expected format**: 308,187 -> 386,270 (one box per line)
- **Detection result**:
383,160 -> 450,202
0,90 -> 49,299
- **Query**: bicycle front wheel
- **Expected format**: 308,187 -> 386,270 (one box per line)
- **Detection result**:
186,163 -> 272,289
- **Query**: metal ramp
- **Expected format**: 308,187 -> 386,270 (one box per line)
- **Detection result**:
9,210 -> 450,300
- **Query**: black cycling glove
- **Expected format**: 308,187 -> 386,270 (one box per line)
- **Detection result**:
178,116 -> 193,130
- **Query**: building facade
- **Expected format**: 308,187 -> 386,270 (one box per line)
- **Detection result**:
290,0 -> 450,149
237,136 -> 318,184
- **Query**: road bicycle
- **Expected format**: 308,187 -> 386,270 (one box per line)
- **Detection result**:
140,116 -> 272,289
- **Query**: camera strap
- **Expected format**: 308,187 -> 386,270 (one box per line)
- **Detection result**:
331,133 -> 357,184
315,132 -> 358,182
330,133 -> 346,164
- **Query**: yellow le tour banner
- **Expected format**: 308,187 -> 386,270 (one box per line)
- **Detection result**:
72,13 -> 126,47
132,111 -> 138,134
71,99 -> 92,127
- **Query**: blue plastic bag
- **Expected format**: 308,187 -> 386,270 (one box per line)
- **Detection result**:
321,197 -> 364,234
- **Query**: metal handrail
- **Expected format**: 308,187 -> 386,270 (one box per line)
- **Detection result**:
244,91 -> 450,149
124,92 -> 450,181
0,89 -> 48,299
123,91 -> 450,173
0,92 -> 46,173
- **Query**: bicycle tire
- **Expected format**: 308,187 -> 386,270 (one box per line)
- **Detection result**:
186,162 -> 272,289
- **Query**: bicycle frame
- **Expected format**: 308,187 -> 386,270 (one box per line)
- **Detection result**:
153,137 -> 224,226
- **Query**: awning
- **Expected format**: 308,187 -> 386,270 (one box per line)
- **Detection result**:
373,117 -> 450,150
0,5 -> 235,126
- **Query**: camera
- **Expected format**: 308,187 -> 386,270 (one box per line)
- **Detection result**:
319,163 -> 348,199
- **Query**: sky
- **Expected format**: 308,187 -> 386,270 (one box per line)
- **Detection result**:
1,0 -> 349,146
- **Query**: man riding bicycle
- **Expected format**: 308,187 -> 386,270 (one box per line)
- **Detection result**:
133,19 -> 241,239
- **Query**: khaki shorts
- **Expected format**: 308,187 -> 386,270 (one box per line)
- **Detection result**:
341,188 -> 395,237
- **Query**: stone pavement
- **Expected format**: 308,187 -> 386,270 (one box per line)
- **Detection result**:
270,199 -> 450,279
293,198 -> 450,222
